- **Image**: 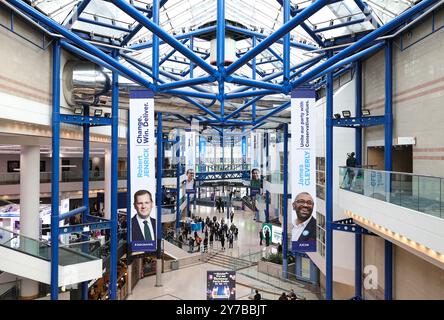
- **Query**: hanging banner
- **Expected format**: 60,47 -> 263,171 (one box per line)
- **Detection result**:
250,131 -> 262,196
129,90 -> 156,252
184,130 -> 196,193
290,88 -> 316,253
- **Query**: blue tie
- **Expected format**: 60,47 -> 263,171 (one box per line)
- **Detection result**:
143,221 -> 152,241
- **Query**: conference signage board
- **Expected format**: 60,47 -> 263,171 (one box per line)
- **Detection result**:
206,271 -> 236,300
129,90 -> 156,252
184,130 -> 196,194
290,89 -> 316,253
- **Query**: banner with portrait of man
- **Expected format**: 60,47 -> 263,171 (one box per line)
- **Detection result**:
290,88 -> 316,253
129,90 -> 157,252
184,130 -> 196,194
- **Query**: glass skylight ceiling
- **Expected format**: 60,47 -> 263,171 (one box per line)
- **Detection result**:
31,0 -> 416,91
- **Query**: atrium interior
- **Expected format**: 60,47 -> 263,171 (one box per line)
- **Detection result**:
0,0 -> 443,301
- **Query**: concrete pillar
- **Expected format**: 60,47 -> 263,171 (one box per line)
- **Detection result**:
104,146 -> 111,220
19,145 -> 40,299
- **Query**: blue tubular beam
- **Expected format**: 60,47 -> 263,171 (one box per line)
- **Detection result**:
384,241 -> 393,300
313,19 -> 366,34
51,40 -> 61,300
354,0 -> 381,28
283,0 -> 290,84
289,55 -> 325,81
81,104 -> 90,300
163,89 -> 217,100
156,113 -> 163,260
300,22 -> 324,47
77,17 -> 132,33
289,0 -> 440,90
254,101 -> 291,124
109,51 -> 119,300
355,60 -> 362,300
159,41 -> 186,67
256,58 -> 280,66
112,0 -> 216,76
225,25 -> 317,51
175,143 -> 181,231
325,68 -> 334,300
225,0 -> 328,76
384,40 -> 393,301
63,0 -> 92,28
230,54 -> 324,95
189,36 -> 194,78
275,0 -> 324,47
217,0 -> 225,72
355,230 -> 362,299
120,53 -> 213,94
227,76 -> 283,92
282,123 -> 289,279
174,114 -> 191,124
6,1 -> 158,92
355,61 -> 362,169
58,206 -> 87,221
265,46 -> 284,63
292,42 -> 384,89
128,25 -> 217,51
120,0 -> 168,46
152,0 -> 160,84
158,76 -> 214,91
225,89 -> 278,100
252,36 -> 257,121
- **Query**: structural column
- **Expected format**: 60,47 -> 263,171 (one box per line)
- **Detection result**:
104,146 -> 112,220
384,40 -> 393,301
325,65 -> 334,300
354,60 -> 363,299
19,145 -> 40,299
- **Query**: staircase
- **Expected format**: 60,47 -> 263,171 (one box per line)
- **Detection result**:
204,252 -> 256,271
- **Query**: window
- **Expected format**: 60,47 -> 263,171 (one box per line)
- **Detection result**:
316,157 -> 325,200
316,212 -> 326,257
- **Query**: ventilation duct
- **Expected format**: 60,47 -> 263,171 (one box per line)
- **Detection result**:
62,61 -> 111,107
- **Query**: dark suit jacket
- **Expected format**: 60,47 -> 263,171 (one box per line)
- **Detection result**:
131,215 -> 156,241
297,217 -> 317,242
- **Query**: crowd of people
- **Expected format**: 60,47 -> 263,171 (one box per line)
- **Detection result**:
169,212 -> 240,253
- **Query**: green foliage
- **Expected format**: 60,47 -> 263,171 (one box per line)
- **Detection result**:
261,252 -> 296,265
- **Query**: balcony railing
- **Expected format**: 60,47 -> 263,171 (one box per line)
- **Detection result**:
339,166 -> 444,219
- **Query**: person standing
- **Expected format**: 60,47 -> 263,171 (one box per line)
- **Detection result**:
265,229 -> 270,247
259,230 -> 263,245
230,209 -> 234,223
220,231 -> 225,251
254,289 -> 261,300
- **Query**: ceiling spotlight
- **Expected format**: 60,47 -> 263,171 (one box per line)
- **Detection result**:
333,113 -> 341,119
362,109 -> 371,116
74,107 -> 83,115
342,110 -> 351,118
94,109 -> 103,117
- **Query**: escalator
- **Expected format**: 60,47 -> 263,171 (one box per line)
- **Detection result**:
0,227 -> 102,286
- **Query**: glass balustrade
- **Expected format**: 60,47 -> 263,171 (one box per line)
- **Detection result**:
0,227 -> 101,265
0,171 -> 128,185
339,166 -> 443,219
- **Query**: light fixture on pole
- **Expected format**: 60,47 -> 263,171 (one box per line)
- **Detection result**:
342,110 -> 351,118
362,109 -> 371,116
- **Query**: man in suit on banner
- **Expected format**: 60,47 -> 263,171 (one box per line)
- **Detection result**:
132,189 -> 156,242
291,192 -> 316,244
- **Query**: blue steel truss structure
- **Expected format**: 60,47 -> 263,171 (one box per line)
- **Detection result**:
3,0 -> 441,300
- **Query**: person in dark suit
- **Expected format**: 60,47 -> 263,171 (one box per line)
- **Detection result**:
131,190 -> 156,241
291,192 -> 316,242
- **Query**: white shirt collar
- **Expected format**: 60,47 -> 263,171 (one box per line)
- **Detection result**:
136,214 -> 155,240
